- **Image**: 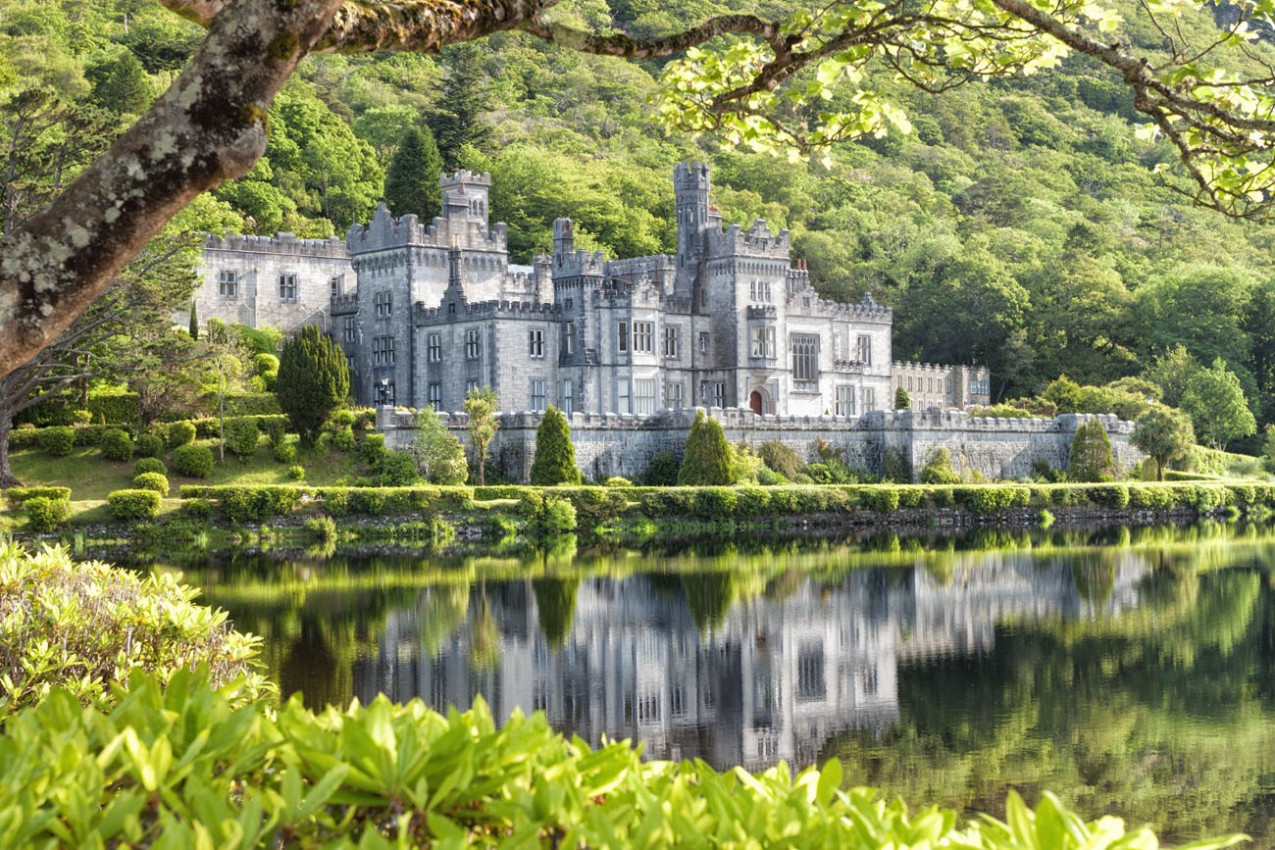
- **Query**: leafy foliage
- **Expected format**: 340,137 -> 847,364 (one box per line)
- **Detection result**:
1132,406 -> 1196,481
384,126 -> 443,220
172,444 -> 214,478
678,411 -> 732,485
97,427 -> 133,462
23,496 -> 68,533
464,385 -> 500,487
413,406 -> 468,485
106,489 -> 161,521
920,448 -> 962,484
894,385 -> 911,410
1069,420 -> 1117,482
276,325 -> 350,447
530,405 -> 580,486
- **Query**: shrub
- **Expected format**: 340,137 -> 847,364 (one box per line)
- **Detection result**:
1084,483 -> 1129,509
166,420 -> 196,448
734,487 -> 771,516
919,448 -> 962,485
530,406 -> 580,486
38,426 -> 75,457
106,489 -> 161,521
173,444 -> 215,478
679,411 -> 732,485
371,450 -> 421,486
132,472 -> 170,496
288,464 -> 306,481
99,428 -> 134,462
413,406 -> 468,485
274,441 -> 298,463
520,491 -> 577,536
4,486 -> 72,509
182,497 -> 213,518
218,487 -> 304,523
605,477 -> 633,487
135,433 -> 165,459
882,446 -> 913,483
1069,420 -> 1116,482
133,457 -> 168,477
644,451 -> 681,486
759,441 -> 804,479
0,544 -> 268,712
860,487 -> 901,513
330,409 -> 356,428
954,486 -> 1027,513
260,415 -> 287,446
225,417 -> 260,458
332,426 -> 357,452
304,514 -> 338,542
693,487 -> 739,519
23,497 -> 69,533
276,324 -> 350,446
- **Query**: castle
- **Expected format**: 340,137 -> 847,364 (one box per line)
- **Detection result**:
197,164 -> 990,417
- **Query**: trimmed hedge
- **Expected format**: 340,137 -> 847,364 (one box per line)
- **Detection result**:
179,485 -> 476,519
24,497 -> 69,532
133,457 -> 168,477
134,433 -> 164,459
132,472 -> 170,497
165,420 -> 196,447
37,426 -> 75,457
98,428 -> 134,462
190,414 -> 289,440
106,489 -> 162,521
172,444 -> 215,478
4,486 -> 72,509
225,417 -> 260,457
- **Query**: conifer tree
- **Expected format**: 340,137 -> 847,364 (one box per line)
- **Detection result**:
894,385 -> 911,410
429,43 -> 492,168
678,410 -> 732,486
1068,419 -> 1117,482
383,127 -> 443,220
89,52 -> 152,116
530,405 -> 580,486
275,325 -> 350,446
188,301 -> 198,341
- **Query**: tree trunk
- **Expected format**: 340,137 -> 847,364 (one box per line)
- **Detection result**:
0,413 -> 22,489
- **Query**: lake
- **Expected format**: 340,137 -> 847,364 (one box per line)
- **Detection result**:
135,523 -> 1275,844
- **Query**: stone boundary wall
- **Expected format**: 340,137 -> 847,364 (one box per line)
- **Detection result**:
379,406 -> 1145,483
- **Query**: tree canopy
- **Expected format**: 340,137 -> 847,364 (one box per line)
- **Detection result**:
7,0 -> 1275,379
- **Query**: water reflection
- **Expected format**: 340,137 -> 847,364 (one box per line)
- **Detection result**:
150,524 -> 1275,843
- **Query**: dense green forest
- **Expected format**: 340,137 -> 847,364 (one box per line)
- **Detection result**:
4,0 -> 1275,447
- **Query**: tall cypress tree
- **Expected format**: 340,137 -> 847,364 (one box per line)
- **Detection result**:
188,301 -> 198,341
429,43 -> 492,168
530,405 -> 580,485
276,325 -> 350,446
678,410 -> 733,485
383,127 -> 443,220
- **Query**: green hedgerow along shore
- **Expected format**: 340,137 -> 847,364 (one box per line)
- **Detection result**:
0,545 -> 1247,849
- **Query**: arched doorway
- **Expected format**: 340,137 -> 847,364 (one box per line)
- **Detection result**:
749,391 -> 763,414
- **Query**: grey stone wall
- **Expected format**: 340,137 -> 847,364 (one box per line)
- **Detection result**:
378,406 -> 1145,484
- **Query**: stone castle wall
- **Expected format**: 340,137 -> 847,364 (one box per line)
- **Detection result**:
378,406 -> 1144,483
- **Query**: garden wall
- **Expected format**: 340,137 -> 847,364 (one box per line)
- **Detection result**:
378,406 -> 1145,483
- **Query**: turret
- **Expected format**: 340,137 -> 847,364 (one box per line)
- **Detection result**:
553,218 -> 574,257
674,163 -> 711,289
440,170 -> 491,227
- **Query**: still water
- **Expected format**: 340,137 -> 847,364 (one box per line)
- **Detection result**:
142,525 -> 1275,844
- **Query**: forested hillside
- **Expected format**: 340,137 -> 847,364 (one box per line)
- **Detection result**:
4,0 -> 1275,445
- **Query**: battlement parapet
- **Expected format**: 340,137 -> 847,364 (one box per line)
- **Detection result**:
553,248 -> 608,278
440,170 -> 491,188
347,204 -> 506,254
203,232 -> 349,259
709,222 -> 791,258
799,295 -> 892,322
415,299 -> 561,322
330,293 -> 359,315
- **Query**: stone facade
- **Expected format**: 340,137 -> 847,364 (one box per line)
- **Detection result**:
197,164 -> 990,418
379,406 -> 1144,483
892,361 -> 990,410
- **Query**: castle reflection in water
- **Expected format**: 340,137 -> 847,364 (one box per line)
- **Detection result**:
353,553 -> 1149,771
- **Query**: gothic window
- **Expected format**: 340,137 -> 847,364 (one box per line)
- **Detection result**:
667,382 -> 683,410
427,333 -> 442,362
698,332 -> 709,355
218,269 -> 238,298
278,273 -> 298,303
528,328 -> 544,358
634,379 -> 656,415
700,382 -> 725,408
372,335 -> 395,366
835,385 -> 856,417
792,334 -> 819,388
617,321 -> 629,353
564,322 -> 576,355
342,317 -> 356,344
374,291 -> 393,317
855,334 -> 872,365
750,326 -> 775,359
749,279 -> 772,303
862,386 -> 876,412
617,378 -> 631,413
632,321 -> 654,353
465,328 -> 481,359
663,326 -> 680,359
530,379 -> 548,412
427,382 -> 441,409
561,380 -> 573,415
330,275 -> 344,297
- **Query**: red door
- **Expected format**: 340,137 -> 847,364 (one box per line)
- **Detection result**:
749,391 -> 763,414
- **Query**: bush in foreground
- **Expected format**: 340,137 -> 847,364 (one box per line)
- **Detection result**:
98,427 -> 134,462
0,544 -> 269,713
107,489 -> 161,521
173,443 -> 215,478
23,497 -> 69,533
0,667 -> 1246,849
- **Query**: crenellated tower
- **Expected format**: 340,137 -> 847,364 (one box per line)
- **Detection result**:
674,163 -> 712,292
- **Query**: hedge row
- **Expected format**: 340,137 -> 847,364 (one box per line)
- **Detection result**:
178,485 -> 475,522
4,486 -> 72,509
8,415 -> 291,454
8,424 -> 127,451
16,390 -> 140,428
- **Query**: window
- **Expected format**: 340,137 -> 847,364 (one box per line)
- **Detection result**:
907,377 -> 913,392
663,326 -> 680,359
528,328 -> 544,358
346,355 -> 355,374
561,380 -> 573,415
218,269 -> 238,298
466,379 -> 480,395
465,328 -> 481,359
378,382 -> 396,405
564,322 -> 576,355
701,381 -> 725,408
342,317 -> 356,344
797,644 -> 826,702
278,273 -> 298,302
428,383 -> 441,408
698,332 -> 709,355
372,335 -> 395,366
617,378 -> 631,413
835,385 -> 856,417
530,379 -> 547,412
667,381 -> 684,410
374,291 -> 392,317
855,334 -> 872,365
750,326 -> 775,359
427,333 -> 442,362
671,685 -> 685,717
862,386 -> 876,412
330,275 -> 344,297
632,321 -> 653,353
749,279 -> 772,302
638,691 -> 661,723
928,377 -> 934,393
617,320 -> 629,353
792,334 -> 819,387
635,378 -> 656,415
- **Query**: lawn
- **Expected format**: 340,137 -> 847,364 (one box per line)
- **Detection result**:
9,436 -> 366,501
